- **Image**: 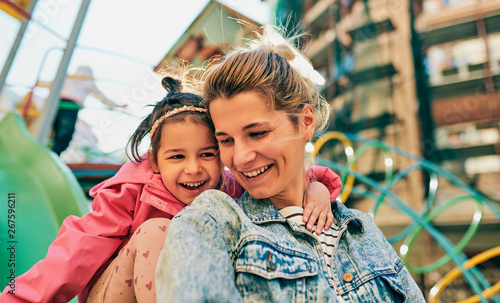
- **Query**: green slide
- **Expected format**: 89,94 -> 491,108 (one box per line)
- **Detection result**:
0,111 -> 90,299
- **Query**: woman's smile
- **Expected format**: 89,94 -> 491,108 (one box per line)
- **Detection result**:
240,164 -> 272,178
210,91 -> 315,208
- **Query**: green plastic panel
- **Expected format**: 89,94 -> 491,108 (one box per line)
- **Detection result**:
0,112 -> 89,300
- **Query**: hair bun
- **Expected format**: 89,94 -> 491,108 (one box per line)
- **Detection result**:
162,77 -> 183,93
273,44 -> 295,61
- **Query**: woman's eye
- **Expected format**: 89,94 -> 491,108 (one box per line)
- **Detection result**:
250,131 -> 269,138
218,137 -> 233,145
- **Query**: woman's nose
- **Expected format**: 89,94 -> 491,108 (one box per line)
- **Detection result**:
233,141 -> 256,168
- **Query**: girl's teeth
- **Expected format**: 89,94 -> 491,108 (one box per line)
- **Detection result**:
243,165 -> 270,178
183,181 -> 204,187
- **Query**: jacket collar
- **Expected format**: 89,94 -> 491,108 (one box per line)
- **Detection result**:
238,192 -> 364,233
332,200 -> 365,233
238,192 -> 287,224
140,176 -> 186,216
136,166 -> 187,216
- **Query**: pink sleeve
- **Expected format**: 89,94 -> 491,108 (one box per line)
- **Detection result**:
221,170 -> 245,199
0,184 -> 139,303
305,165 -> 342,202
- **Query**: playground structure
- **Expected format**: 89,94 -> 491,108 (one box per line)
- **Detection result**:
0,111 -> 90,299
313,131 -> 500,302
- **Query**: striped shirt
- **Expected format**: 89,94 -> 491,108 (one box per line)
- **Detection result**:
278,206 -> 341,280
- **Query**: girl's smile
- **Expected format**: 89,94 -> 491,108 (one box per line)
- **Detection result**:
149,119 -> 221,205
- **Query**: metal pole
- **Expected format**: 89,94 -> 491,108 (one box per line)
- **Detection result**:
33,0 -> 92,143
0,0 -> 39,95
409,0 -> 436,162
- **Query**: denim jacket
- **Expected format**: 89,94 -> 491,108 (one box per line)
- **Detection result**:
156,190 -> 425,302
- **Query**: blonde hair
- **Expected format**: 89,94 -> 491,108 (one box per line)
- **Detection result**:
202,26 -> 330,132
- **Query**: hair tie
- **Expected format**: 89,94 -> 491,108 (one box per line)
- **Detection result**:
258,25 -> 325,85
150,106 -> 207,139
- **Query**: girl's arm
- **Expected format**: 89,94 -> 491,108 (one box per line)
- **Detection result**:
306,165 -> 342,202
303,166 -> 343,234
303,181 -> 334,235
0,185 -> 137,302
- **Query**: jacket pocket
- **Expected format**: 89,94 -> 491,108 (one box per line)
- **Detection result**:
235,240 -> 318,279
379,274 -> 406,303
340,270 -> 408,303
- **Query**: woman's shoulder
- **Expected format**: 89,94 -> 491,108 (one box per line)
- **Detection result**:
185,190 -> 239,211
333,201 -> 395,248
176,190 -> 248,221
332,200 -> 379,233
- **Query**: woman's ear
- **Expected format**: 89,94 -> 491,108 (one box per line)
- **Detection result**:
301,104 -> 316,141
147,149 -> 160,173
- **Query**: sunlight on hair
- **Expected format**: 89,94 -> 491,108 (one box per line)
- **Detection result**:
256,25 -> 326,86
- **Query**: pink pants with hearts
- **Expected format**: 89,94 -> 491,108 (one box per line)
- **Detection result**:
87,218 -> 170,303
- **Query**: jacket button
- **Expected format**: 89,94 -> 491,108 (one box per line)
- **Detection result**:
342,272 -> 353,282
266,252 -> 276,271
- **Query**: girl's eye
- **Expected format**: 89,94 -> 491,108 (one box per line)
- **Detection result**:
168,154 -> 185,160
201,152 -> 217,158
250,131 -> 270,138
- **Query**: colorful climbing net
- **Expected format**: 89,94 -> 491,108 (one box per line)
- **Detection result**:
313,131 -> 500,303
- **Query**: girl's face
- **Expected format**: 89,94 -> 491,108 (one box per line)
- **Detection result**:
209,91 -> 315,208
149,119 -> 221,205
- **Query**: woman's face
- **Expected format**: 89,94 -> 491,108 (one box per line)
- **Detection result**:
210,91 -> 315,208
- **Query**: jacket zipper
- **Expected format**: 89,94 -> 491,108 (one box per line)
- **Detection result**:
145,184 -> 187,207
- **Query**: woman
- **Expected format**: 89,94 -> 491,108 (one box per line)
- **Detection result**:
156,27 -> 425,302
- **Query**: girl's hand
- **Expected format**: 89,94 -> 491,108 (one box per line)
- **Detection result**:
303,181 -> 334,235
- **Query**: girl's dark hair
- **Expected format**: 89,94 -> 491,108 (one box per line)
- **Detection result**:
126,76 -> 211,163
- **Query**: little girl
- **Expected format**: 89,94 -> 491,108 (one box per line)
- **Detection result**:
0,76 -> 341,303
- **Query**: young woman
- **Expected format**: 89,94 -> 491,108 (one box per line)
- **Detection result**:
156,28 -> 426,302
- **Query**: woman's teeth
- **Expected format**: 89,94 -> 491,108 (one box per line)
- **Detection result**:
242,165 -> 270,178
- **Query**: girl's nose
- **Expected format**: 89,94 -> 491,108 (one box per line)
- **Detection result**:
184,159 -> 202,175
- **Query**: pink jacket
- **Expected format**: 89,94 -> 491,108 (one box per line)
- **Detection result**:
0,157 -> 340,303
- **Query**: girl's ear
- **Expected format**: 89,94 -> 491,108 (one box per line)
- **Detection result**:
301,104 -> 316,141
148,149 -> 160,173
